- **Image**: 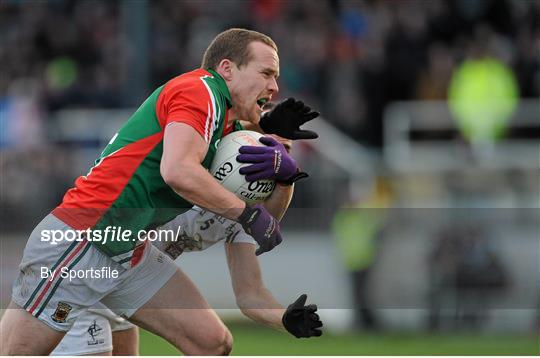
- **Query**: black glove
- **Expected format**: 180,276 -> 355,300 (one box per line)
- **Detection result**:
282,294 -> 323,338
237,204 -> 282,256
259,98 -> 319,140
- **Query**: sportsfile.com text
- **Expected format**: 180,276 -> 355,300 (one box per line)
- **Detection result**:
40,225 -> 183,245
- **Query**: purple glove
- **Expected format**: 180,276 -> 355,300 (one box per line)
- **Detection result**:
237,136 -> 298,182
237,204 -> 282,255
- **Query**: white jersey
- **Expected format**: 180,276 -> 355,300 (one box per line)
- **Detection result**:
154,206 -> 257,259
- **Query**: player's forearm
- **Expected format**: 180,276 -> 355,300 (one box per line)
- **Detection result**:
263,184 -> 294,221
236,288 -> 286,331
162,162 -> 245,220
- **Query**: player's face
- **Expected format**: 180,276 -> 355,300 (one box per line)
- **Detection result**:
229,41 -> 279,122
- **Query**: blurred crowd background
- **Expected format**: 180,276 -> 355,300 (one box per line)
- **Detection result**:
1,0 -> 539,336
2,0 -> 539,146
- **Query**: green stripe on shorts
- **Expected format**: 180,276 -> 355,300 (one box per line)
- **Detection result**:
34,243 -> 92,319
24,240 -> 80,309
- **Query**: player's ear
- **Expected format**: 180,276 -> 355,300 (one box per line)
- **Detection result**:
216,59 -> 234,81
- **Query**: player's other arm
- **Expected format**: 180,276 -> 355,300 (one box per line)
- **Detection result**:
225,242 -> 284,330
225,242 -> 323,337
262,184 -> 293,221
161,122 -> 246,220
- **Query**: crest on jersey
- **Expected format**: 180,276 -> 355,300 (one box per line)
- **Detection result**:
51,301 -> 72,323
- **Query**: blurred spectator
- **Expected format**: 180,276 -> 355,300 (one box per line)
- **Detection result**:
416,43 -> 455,100
1,78 -> 45,149
332,177 -> 394,331
448,26 -> 519,145
428,224 -> 508,331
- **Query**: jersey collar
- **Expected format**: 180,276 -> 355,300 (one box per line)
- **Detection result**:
207,69 -> 232,109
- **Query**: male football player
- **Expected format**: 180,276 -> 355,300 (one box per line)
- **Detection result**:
1,29 -> 320,355
49,109 -> 322,356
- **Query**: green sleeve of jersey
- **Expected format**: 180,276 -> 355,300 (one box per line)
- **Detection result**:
233,121 -> 244,132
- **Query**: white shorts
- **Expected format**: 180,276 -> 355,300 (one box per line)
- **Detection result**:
51,304 -> 134,356
11,214 -> 177,332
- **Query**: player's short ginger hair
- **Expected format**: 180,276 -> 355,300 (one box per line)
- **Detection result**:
201,28 -> 277,70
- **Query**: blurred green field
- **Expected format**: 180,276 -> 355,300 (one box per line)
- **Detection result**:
140,322 -> 540,355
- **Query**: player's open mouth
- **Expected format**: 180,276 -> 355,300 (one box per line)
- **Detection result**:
257,98 -> 268,110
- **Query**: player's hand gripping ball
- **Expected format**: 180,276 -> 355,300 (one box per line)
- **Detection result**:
236,136 -> 299,183
210,130 -> 276,205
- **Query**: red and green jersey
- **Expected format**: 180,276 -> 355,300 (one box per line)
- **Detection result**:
52,69 -> 241,267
